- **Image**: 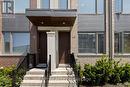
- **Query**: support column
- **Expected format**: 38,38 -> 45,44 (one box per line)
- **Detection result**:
104,0 -> 115,59
104,0 -> 109,55
109,0 -> 115,59
47,32 -> 57,71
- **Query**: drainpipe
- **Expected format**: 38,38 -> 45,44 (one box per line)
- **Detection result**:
104,0 -> 115,59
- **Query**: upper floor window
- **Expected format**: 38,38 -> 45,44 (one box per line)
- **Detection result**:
78,0 -> 104,14
41,0 -> 50,9
97,0 -> 104,14
115,0 -> 122,13
123,0 -> 130,14
2,0 -> 14,14
79,0 -> 96,14
14,0 -> 29,13
59,0 -> 68,9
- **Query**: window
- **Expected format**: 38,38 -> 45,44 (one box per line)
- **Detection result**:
98,33 -> 104,53
14,0 -> 29,13
41,0 -> 50,9
12,33 -> 30,53
97,0 -> 104,14
4,33 -> 11,53
78,33 -> 96,53
114,33 -> 120,53
3,32 -> 30,54
78,0 -> 96,14
124,33 -> 130,53
115,0 -> 122,13
2,1 -> 14,14
123,0 -> 130,14
59,0 -> 68,9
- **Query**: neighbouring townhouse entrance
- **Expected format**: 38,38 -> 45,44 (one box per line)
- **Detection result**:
59,32 -> 70,64
38,32 -> 47,64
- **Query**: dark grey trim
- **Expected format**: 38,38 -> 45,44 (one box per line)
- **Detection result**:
26,9 -> 77,17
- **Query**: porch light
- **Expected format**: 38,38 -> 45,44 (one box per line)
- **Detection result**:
62,22 -> 65,25
41,21 -> 44,24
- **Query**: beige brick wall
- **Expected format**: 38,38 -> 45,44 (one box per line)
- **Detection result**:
71,18 -> 78,58
77,55 -> 130,68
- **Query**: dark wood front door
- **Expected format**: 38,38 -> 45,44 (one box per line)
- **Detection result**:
39,32 -> 47,63
59,32 -> 70,64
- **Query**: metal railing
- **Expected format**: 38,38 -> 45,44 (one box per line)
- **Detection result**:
44,54 -> 51,87
12,47 -> 30,87
69,53 -> 80,87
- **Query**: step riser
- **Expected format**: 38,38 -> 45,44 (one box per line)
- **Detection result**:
48,83 -> 77,87
21,83 -> 42,86
26,72 -> 45,75
51,71 -> 74,75
24,77 -> 44,80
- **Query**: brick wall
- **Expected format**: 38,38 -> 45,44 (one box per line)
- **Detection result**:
77,55 -> 130,68
0,56 -> 24,67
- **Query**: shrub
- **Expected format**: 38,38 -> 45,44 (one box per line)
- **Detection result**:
83,56 -> 130,86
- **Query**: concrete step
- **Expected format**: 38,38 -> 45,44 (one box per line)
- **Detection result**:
26,68 -> 45,75
49,75 -> 75,80
20,80 -> 43,86
48,80 -> 77,87
24,75 -> 44,80
52,69 -> 74,75
58,64 -> 71,68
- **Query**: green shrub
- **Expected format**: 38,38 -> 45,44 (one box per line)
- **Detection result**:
0,66 -> 14,87
0,66 -> 26,87
83,56 -> 130,86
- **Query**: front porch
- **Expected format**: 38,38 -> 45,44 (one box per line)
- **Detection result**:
26,9 -> 77,70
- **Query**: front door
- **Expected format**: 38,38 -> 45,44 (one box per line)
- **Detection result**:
39,32 -> 47,63
59,32 -> 70,64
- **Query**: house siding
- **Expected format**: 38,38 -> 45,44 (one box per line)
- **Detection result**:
2,14 -> 29,32
78,14 -> 130,32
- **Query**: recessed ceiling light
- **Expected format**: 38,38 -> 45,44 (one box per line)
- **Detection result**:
63,22 -> 65,25
41,22 -> 44,24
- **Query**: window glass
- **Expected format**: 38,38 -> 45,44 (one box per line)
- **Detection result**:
97,0 -> 104,14
98,33 -> 104,53
115,33 -> 120,53
124,33 -> 130,53
12,33 -> 30,53
4,33 -> 10,53
41,0 -> 50,9
115,0 -> 122,13
123,0 -> 130,14
78,33 -> 96,53
59,0 -> 68,9
79,0 -> 96,14
14,0 -> 29,13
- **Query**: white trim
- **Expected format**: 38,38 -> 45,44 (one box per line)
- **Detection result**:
37,0 -> 41,8
0,54 -> 25,56
68,0 -> 70,9
38,27 -> 71,31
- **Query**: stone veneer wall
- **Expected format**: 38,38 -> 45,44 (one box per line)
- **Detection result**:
77,55 -> 130,68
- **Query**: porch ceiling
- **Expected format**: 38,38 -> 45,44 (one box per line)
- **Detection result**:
26,9 -> 77,26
